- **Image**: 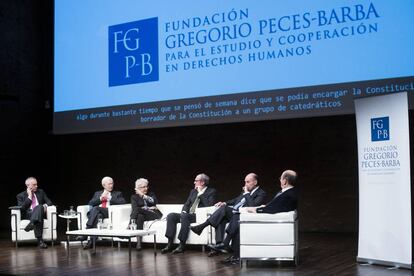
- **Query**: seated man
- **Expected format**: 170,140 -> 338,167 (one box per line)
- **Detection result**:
16,177 -> 53,249
190,173 -> 266,255
82,176 -> 126,249
211,170 -> 298,265
161,173 -> 217,254
130,178 -> 162,250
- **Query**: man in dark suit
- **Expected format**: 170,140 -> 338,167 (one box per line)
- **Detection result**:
130,178 -> 162,250
16,177 -> 53,249
161,173 -> 217,254
212,170 -> 298,265
82,176 -> 126,249
190,173 -> 266,253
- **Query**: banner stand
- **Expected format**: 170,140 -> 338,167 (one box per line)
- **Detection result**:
355,92 -> 412,269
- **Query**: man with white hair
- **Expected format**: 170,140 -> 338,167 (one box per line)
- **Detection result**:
81,176 -> 126,249
16,177 -> 53,249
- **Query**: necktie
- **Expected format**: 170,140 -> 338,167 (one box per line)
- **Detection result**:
189,196 -> 200,214
233,197 -> 246,211
31,193 -> 38,209
102,197 -> 108,208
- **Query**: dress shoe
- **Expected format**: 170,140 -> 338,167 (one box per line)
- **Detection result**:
76,235 -> 87,241
220,255 -> 239,264
207,243 -> 231,253
38,241 -> 48,249
83,240 -> 93,250
229,257 -> 240,265
190,225 -> 204,236
171,244 -> 185,254
161,244 -> 174,254
24,222 -> 35,232
207,250 -> 222,257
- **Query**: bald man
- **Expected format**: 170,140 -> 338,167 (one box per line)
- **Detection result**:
81,176 -> 126,249
212,170 -> 298,265
190,173 -> 266,251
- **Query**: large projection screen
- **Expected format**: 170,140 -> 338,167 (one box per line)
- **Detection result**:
54,0 -> 414,134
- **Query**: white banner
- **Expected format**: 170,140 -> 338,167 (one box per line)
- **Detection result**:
355,92 -> 411,268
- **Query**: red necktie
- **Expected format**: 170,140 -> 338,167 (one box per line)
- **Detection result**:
102,197 -> 107,208
31,193 -> 38,209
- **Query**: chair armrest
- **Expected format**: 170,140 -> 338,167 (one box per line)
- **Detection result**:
77,205 -> 91,229
108,204 -> 131,230
10,207 -> 22,231
240,210 -> 297,223
195,206 -> 217,223
46,205 -> 57,229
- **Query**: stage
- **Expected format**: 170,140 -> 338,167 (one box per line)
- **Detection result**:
0,232 -> 411,276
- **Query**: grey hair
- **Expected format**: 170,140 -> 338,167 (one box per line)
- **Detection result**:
135,178 -> 149,188
197,173 -> 210,185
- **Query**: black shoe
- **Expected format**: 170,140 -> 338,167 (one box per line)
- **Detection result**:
220,255 -> 240,264
83,240 -> 93,250
24,222 -> 35,232
38,241 -> 48,249
161,244 -> 174,254
190,225 -> 204,236
76,235 -> 87,241
229,257 -> 240,265
172,244 -> 185,254
208,243 -> 231,253
208,250 -> 222,257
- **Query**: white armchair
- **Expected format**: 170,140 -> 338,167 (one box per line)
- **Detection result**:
10,205 -> 57,247
239,210 -> 298,266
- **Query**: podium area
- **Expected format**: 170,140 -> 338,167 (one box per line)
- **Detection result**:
0,232 -> 411,276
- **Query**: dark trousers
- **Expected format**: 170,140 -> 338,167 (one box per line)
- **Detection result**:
24,205 -> 46,239
86,206 -> 108,228
207,205 -> 234,244
225,213 -> 241,257
130,208 -> 162,229
165,212 -> 196,244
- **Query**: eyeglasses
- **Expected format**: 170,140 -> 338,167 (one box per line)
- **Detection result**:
136,186 -> 149,189
194,179 -> 202,182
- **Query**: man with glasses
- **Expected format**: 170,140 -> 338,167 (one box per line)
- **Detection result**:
161,173 -> 217,254
130,178 -> 162,250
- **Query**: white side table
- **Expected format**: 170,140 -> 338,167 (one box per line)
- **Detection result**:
59,213 -> 82,232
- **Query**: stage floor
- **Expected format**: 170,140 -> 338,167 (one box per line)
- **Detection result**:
0,233 -> 411,276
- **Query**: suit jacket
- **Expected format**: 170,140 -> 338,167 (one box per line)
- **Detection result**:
257,186 -> 298,214
88,190 -> 126,207
226,187 -> 266,208
16,189 -> 53,213
182,187 -> 217,213
131,192 -> 158,209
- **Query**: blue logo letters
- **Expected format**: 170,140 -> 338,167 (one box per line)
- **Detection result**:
109,17 -> 159,86
371,117 -> 390,142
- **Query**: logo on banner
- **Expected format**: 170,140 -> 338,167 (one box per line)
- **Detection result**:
108,17 -> 159,87
371,116 -> 389,142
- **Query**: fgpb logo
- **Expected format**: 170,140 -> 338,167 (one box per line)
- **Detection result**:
371,116 -> 390,142
108,17 -> 159,87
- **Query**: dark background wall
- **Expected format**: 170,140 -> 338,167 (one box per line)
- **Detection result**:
0,1 -> 412,236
